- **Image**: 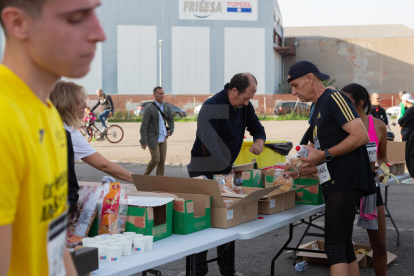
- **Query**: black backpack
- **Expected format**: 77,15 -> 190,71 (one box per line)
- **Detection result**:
406,132 -> 414,177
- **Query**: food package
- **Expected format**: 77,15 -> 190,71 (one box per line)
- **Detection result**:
234,172 -> 243,186
73,186 -> 103,237
215,174 -> 244,194
223,199 -> 234,208
99,183 -> 121,235
261,165 -> 285,171
286,155 -> 303,168
273,175 -> 294,191
192,175 -> 208,179
116,186 -> 129,234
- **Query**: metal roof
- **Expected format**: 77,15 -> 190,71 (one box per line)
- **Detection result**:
284,24 -> 414,39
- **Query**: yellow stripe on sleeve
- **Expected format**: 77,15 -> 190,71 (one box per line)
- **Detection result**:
331,93 -> 351,121
334,92 -> 355,120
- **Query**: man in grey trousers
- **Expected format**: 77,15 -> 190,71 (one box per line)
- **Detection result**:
140,86 -> 174,175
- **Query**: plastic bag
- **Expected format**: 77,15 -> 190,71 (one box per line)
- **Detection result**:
223,199 -> 234,208
264,142 -> 293,156
286,155 -> 303,168
192,175 -> 208,179
356,194 -> 378,230
116,186 -> 129,234
215,174 -> 243,194
74,186 -> 103,237
273,175 -> 294,191
99,183 -> 121,235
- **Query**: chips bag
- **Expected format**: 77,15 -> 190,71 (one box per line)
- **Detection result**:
99,182 -> 121,235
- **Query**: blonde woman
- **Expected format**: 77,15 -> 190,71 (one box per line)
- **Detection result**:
50,81 -> 134,184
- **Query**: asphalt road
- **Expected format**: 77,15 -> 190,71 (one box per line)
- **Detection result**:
75,163 -> 414,276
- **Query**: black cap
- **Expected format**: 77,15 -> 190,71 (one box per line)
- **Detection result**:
287,61 -> 330,83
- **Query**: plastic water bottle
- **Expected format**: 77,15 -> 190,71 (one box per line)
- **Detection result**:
312,243 -> 319,250
295,261 -> 309,272
296,145 -> 308,157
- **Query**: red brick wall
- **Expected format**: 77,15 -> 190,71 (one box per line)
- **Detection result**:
87,93 -> 399,115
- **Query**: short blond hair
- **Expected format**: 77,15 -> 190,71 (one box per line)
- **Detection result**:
50,81 -> 86,128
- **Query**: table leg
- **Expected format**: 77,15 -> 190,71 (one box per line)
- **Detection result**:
229,241 -> 235,275
271,223 -> 293,276
292,216 -> 313,265
384,185 -> 400,246
185,254 -> 197,276
186,256 -> 191,275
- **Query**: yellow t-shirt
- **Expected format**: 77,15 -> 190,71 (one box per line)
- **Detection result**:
0,65 -> 68,276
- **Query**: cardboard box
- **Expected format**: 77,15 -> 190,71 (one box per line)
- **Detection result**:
233,160 -> 263,188
261,162 -> 289,188
171,192 -> 211,235
294,175 -> 325,206
132,174 -> 279,229
125,191 -> 174,241
297,240 -> 397,267
386,141 -> 406,175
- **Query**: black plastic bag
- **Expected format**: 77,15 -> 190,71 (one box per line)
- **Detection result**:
264,142 -> 293,156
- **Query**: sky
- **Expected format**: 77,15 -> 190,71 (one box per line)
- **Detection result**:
278,0 -> 414,30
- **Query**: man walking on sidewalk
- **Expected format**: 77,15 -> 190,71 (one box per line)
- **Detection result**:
140,86 -> 174,175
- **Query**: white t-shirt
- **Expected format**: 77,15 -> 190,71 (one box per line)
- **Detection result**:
64,123 -> 97,161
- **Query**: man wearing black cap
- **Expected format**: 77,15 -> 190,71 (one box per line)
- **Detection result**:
284,61 -> 376,275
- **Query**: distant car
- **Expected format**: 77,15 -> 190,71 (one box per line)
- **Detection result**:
386,105 -> 400,117
134,101 -> 187,118
274,101 -> 311,116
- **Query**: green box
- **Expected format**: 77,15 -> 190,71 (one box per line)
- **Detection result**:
294,176 -> 325,205
233,160 -> 263,188
125,196 -> 173,242
171,193 -> 211,235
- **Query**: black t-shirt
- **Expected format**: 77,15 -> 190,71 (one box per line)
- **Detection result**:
308,89 -> 376,198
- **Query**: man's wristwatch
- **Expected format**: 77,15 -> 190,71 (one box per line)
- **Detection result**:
324,149 -> 333,162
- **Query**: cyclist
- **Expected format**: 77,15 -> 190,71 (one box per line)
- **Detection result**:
91,88 -> 114,131
83,106 -> 97,125
0,0 -> 105,275
50,81 -> 134,185
342,83 -> 388,276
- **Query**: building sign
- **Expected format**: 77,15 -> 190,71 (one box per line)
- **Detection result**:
179,0 -> 258,21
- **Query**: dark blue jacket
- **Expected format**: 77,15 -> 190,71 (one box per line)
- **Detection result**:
188,84 -> 266,178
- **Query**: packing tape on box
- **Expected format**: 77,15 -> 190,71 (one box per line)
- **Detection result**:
241,205 -> 246,223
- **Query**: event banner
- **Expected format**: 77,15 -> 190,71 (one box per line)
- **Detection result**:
179,0 -> 258,21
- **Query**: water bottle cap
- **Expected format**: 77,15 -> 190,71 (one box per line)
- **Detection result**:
296,146 -> 301,151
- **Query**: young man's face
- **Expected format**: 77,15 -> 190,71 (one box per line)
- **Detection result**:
22,0 -> 106,78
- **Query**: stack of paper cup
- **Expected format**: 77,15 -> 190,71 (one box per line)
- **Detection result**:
132,234 -> 143,247
82,238 -> 96,247
123,232 -> 136,236
115,236 -> 129,242
143,236 -> 154,251
106,246 -> 120,262
108,241 -> 123,257
95,244 -> 108,261
133,237 -> 146,253
121,240 -> 132,255
112,234 -> 124,239
104,238 -> 118,244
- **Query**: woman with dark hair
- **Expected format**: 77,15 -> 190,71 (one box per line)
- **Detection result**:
342,83 -> 388,276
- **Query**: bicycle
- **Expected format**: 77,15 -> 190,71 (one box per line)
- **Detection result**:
78,116 -> 124,143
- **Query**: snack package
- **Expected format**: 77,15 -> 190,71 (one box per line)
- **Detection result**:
73,186 -> 103,238
96,183 -> 111,228
234,172 -> 243,186
99,182 -> 121,235
192,175 -> 208,179
273,175 -> 294,191
286,155 -> 303,168
223,199 -> 234,208
215,174 -> 244,194
261,165 -> 285,171
116,186 -> 129,234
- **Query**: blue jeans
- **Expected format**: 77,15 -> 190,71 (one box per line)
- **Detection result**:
98,110 -> 111,129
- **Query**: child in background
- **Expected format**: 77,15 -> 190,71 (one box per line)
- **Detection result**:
83,107 -> 97,124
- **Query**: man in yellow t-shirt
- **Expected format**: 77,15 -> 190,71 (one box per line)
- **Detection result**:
0,0 -> 106,275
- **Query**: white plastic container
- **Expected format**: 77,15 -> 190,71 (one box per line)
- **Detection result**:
143,236 -> 154,251
111,234 -> 124,239
123,232 -> 136,236
296,145 -> 308,158
121,240 -> 132,255
133,237 -> 146,253
82,237 -> 96,246
106,246 -> 120,262
96,244 -> 108,261
107,242 -> 123,256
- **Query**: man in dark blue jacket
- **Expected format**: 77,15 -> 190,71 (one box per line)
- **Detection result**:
188,73 -> 266,276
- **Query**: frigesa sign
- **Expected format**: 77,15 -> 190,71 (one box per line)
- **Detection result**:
179,0 -> 258,21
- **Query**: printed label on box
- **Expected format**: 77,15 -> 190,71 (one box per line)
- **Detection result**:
310,186 -> 318,194
242,172 -> 251,180
270,199 -> 276,208
227,210 -> 234,220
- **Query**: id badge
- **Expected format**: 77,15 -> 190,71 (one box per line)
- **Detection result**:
366,142 -> 377,162
47,209 -> 68,276
317,162 -> 331,184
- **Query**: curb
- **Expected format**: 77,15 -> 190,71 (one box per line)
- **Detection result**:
75,160 -> 187,167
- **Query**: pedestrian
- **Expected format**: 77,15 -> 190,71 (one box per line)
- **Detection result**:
398,94 -> 414,141
370,93 -> 388,125
91,88 -> 114,131
50,81 -> 134,184
398,90 -> 407,119
342,83 -> 388,276
0,0 -> 105,275
188,73 -> 266,276
140,86 -> 174,176
283,61 -> 376,276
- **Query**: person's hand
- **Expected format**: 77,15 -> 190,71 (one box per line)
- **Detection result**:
141,145 -> 147,150
284,163 -> 293,171
109,112 -> 112,117
167,130 -> 171,137
249,139 -> 264,155
300,145 -> 325,168
283,170 -> 298,180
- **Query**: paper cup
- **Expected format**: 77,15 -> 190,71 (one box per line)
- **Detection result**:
108,242 -> 123,256
96,244 -> 108,261
143,236 -> 154,251
133,238 -> 146,253
123,232 -> 136,236
131,234 -> 143,246
111,234 -> 124,238
115,236 -> 129,242
106,246 -> 120,262
121,240 -> 132,255
82,238 -> 96,246
104,239 -> 118,244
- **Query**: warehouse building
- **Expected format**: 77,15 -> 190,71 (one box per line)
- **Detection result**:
0,0 -> 286,113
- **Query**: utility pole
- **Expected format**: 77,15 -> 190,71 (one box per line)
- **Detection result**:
159,39 -> 162,86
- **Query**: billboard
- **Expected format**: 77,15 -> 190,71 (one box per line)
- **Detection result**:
179,0 -> 258,21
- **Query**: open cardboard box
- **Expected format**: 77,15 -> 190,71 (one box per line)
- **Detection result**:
126,191 -> 174,241
386,141 -> 406,175
233,159 -> 263,187
297,240 -> 397,268
132,174 -> 279,229
222,186 -> 302,215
